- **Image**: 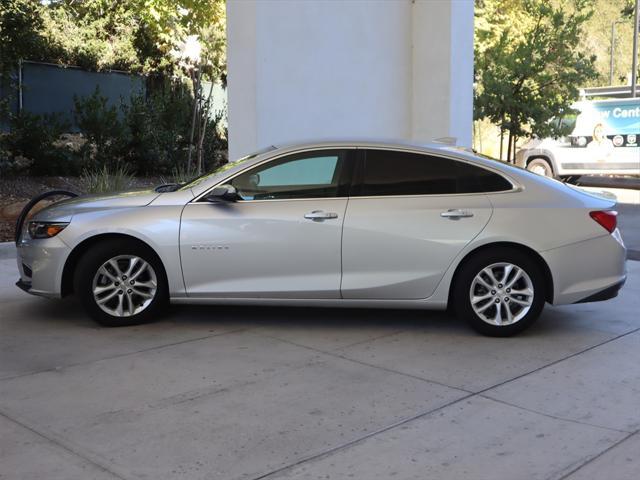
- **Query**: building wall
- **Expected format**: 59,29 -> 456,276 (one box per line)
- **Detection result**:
227,0 -> 474,159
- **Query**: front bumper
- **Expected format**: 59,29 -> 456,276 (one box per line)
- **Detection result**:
16,236 -> 71,298
15,279 -> 31,293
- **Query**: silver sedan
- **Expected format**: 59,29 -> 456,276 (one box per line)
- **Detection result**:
16,141 -> 627,336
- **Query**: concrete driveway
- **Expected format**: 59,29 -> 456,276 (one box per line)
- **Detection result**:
1,244 -> 640,480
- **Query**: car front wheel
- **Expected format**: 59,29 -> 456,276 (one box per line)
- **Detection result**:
74,239 -> 168,327
453,249 -> 546,336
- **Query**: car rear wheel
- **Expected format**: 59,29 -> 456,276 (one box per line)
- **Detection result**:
526,158 -> 554,177
453,248 -> 546,336
74,239 -> 168,327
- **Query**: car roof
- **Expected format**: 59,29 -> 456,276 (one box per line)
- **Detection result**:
269,138 -> 460,154
260,139 -> 494,169
187,139 -> 513,197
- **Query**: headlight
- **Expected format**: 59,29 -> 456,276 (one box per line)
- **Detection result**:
28,222 -> 69,239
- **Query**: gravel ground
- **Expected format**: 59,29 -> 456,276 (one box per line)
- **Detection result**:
0,176 -> 160,242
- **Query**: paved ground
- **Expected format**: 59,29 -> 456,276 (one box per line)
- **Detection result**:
618,203 -> 640,259
1,232 -> 640,480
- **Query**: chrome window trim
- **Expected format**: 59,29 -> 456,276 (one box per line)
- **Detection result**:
191,145 -> 521,204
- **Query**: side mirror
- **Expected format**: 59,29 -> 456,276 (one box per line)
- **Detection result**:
205,184 -> 240,203
248,173 -> 260,188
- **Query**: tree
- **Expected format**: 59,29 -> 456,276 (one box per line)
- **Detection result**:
140,0 -> 226,81
40,0 -> 142,72
1,0 -> 226,80
474,0 -> 598,161
1,0 -> 227,173
0,0 -> 50,76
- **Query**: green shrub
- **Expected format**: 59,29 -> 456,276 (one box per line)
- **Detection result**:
168,162 -> 195,184
80,163 -> 134,193
1,83 -> 228,178
122,88 -> 227,176
0,111 -> 78,175
121,90 -> 193,175
201,109 -> 228,171
73,86 -> 126,168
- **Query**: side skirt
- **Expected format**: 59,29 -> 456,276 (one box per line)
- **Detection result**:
169,296 -> 447,310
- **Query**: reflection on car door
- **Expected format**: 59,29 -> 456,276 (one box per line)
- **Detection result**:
341,149 -> 500,300
180,149 -> 353,298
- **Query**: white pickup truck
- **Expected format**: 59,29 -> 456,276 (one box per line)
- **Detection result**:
516,98 -> 640,178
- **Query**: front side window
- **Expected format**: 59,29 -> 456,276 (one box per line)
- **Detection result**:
230,150 -> 347,200
356,149 -> 512,196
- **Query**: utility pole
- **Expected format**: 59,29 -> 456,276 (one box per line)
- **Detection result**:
610,21 -> 624,85
611,22 -> 617,85
632,0 -> 639,97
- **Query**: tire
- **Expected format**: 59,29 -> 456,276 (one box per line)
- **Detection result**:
74,239 -> 168,327
452,248 -> 546,337
526,158 -> 554,177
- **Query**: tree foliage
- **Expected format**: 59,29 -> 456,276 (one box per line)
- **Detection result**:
0,0 -> 226,80
0,0 -> 49,76
0,0 -> 227,177
622,0 -> 637,18
475,0 -> 598,160
139,0 -> 226,80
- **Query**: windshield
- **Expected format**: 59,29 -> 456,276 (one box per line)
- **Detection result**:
178,145 -> 278,191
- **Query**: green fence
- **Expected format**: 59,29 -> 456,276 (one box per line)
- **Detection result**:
1,61 -> 145,131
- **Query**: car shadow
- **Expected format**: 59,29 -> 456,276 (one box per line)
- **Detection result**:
12,295 -> 596,339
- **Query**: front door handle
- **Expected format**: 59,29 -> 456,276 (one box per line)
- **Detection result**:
440,209 -> 474,219
304,210 -> 338,221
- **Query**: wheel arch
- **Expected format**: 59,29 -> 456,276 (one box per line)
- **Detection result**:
447,241 -> 554,307
61,233 -> 166,297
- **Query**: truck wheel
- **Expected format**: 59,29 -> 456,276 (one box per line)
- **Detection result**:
526,158 -> 554,177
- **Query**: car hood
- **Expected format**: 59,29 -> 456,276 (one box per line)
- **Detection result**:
33,189 -> 161,222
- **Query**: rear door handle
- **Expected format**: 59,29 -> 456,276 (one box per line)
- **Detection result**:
440,209 -> 474,219
304,210 -> 339,221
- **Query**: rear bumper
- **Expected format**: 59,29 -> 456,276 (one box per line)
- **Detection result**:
541,230 -> 627,305
574,277 -> 626,303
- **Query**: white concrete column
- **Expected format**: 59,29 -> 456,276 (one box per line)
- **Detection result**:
226,0 -> 474,159
226,1 -> 257,159
411,0 -> 474,148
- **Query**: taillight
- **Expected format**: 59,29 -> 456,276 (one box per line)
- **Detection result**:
590,210 -> 617,233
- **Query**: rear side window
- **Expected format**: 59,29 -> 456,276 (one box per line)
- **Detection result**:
455,160 -> 514,193
356,149 -> 512,196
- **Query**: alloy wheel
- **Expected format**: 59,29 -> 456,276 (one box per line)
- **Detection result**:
92,255 -> 157,317
469,262 -> 534,326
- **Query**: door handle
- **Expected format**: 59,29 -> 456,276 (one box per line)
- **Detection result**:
304,210 -> 338,221
440,209 -> 474,219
